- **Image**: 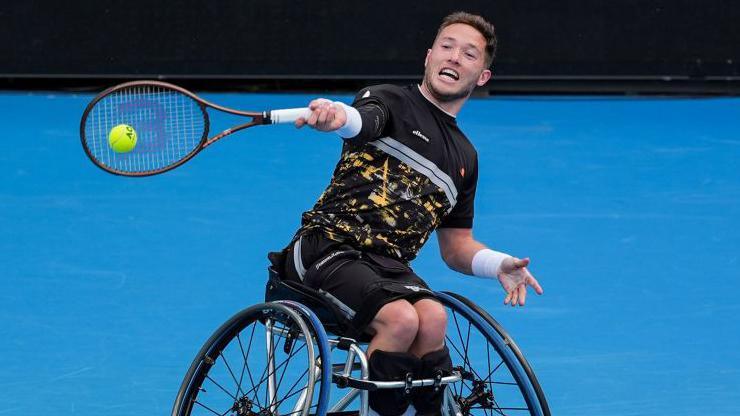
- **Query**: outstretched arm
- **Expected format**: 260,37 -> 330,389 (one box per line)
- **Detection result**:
437,227 -> 544,307
294,98 -> 388,142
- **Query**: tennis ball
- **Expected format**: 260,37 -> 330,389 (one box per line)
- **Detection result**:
108,124 -> 137,153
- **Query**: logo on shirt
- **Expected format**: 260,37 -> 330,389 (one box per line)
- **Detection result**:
362,90 -> 371,98
412,130 -> 430,143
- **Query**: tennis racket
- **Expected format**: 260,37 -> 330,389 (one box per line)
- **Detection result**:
79,80 -> 312,176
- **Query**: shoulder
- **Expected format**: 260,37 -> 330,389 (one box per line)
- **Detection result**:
464,136 -> 479,167
448,122 -> 479,159
459,130 -> 478,155
453,129 -> 479,175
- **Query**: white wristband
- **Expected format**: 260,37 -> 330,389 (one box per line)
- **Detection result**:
471,249 -> 511,279
333,101 -> 362,138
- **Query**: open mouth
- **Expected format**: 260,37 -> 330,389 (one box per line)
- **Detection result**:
439,68 -> 460,81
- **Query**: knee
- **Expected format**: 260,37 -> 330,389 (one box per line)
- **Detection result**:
415,300 -> 447,344
374,300 -> 419,344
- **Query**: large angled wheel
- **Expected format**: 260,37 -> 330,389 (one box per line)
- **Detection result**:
436,292 -> 550,416
172,302 -> 331,416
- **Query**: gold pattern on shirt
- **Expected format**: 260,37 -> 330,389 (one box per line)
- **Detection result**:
300,147 -> 451,262
368,158 -> 390,207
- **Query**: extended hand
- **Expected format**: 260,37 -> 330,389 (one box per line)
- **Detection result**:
294,99 -> 347,131
497,257 -> 543,307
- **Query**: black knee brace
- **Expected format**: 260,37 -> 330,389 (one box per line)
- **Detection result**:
412,345 -> 453,416
368,350 -> 421,416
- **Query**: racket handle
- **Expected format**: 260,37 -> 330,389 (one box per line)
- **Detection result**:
266,108 -> 313,124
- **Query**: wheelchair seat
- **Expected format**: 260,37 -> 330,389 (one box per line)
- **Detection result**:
265,265 -> 372,342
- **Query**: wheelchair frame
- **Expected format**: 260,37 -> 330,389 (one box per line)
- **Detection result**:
171,268 -> 550,416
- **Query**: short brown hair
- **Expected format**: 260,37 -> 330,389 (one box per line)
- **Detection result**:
436,11 -> 498,68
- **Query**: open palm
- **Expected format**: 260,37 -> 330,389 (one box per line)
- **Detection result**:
497,257 -> 544,307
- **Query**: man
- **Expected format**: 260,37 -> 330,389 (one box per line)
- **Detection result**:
278,11 -> 544,416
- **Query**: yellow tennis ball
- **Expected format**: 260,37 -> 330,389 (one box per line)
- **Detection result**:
108,124 -> 137,153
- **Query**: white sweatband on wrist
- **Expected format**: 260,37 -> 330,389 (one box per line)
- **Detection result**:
333,101 -> 362,138
471,249 -> 512,279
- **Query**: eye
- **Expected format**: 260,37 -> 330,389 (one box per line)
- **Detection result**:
465,51 -> 477,59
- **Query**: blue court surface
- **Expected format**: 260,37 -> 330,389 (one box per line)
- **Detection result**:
1,90 -> 739,415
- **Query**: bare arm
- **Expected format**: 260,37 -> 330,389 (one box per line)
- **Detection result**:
437,228 -> 544,307
437,227 -> 487,274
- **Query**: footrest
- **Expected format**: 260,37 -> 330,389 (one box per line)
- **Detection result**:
332,371 -> 462,391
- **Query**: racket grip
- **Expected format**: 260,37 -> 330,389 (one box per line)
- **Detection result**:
267,108 -> 313,124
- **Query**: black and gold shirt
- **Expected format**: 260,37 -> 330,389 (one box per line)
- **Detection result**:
298,84 -> 479,262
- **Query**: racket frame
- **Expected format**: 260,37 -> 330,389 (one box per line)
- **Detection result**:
80,80 -> 272,177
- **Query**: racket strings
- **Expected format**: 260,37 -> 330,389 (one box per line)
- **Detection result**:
83,85 -> 206,174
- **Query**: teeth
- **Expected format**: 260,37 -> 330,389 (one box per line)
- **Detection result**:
439,69 -> 459,80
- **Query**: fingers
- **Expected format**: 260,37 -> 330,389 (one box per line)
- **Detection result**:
308,98 -> 332,110
504,284 -> 528,307
311,104 -> 335,130
294,99 -> 328,128
501,257 -> 541,307
518,284 -> 527,306
306,102 -> 324,126
513,285 -> 526,307
302,99 -> 342,131
510,287 -> 519,307
528,275 -> 544,295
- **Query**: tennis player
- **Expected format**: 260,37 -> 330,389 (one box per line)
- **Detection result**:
274,11 -> 543,416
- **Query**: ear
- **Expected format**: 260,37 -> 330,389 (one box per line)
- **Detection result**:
476,69 -> 492,86
424,49 -> 431,67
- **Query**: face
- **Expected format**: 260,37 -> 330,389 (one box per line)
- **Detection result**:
423,23 -> 492,103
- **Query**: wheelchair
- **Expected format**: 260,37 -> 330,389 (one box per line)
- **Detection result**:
171,264 -> 551,416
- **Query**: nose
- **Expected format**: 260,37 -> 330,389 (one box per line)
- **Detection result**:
447,47 -> 461,64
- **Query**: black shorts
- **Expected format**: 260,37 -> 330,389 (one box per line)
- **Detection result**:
283,232 -> 436,336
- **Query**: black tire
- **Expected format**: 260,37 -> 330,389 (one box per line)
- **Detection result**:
172,302 -> 328,416
436,291 -> 550,416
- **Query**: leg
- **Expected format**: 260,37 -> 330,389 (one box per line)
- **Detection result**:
367,299 -> 419,357
409,299 -> 451,416
365,300 -> 420,416
409,298 -> 448,357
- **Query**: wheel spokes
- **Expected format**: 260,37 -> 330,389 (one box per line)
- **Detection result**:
445,306 -> 532,416
191,315 -> 316,416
